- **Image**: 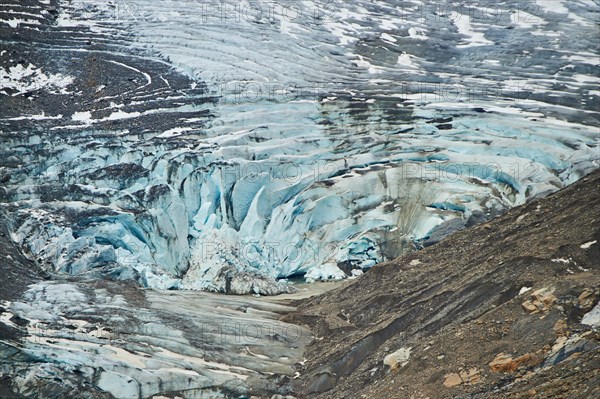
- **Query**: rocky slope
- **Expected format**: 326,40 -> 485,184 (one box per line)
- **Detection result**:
287,169 -> 600,398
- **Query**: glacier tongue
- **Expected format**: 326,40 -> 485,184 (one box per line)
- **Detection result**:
1,0 -> 599,293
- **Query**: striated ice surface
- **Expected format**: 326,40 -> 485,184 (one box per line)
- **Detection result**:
1,0 -> 599,293
0,280 -> 310,397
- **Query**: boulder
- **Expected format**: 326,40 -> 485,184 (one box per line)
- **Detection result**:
443,373 -> 462,388
489,352 -> 543,373
578,289 -> 597,311
383,347 -> 412,371
553,320 -> 568,337
521,287 -> 557,314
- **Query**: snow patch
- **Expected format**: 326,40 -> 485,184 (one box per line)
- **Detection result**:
580,240 -> 597,249
518,287 -> 532,296
381,32 -> 396,43
2,18 -> 41,28
565,55 -> 600,66
105,110 -> 142,120
157,127 -> 193,138
454,15 -> 493,48
71,111 -> 93,122
408,27 -> 428,40
398,53 -> 419,69
0,64 -> 74,96
536,0 -> 568,14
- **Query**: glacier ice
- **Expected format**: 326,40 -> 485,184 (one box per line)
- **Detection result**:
0,0 -> 599,294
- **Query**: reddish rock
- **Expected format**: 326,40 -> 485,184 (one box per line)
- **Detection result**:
443,373 -> 462,388
553,319 -> 568,336
489,352 -> 542,373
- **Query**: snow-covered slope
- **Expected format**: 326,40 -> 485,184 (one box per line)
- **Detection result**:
1,0 -> 598,293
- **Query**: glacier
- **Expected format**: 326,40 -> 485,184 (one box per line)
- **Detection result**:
1,0 -> 599,294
